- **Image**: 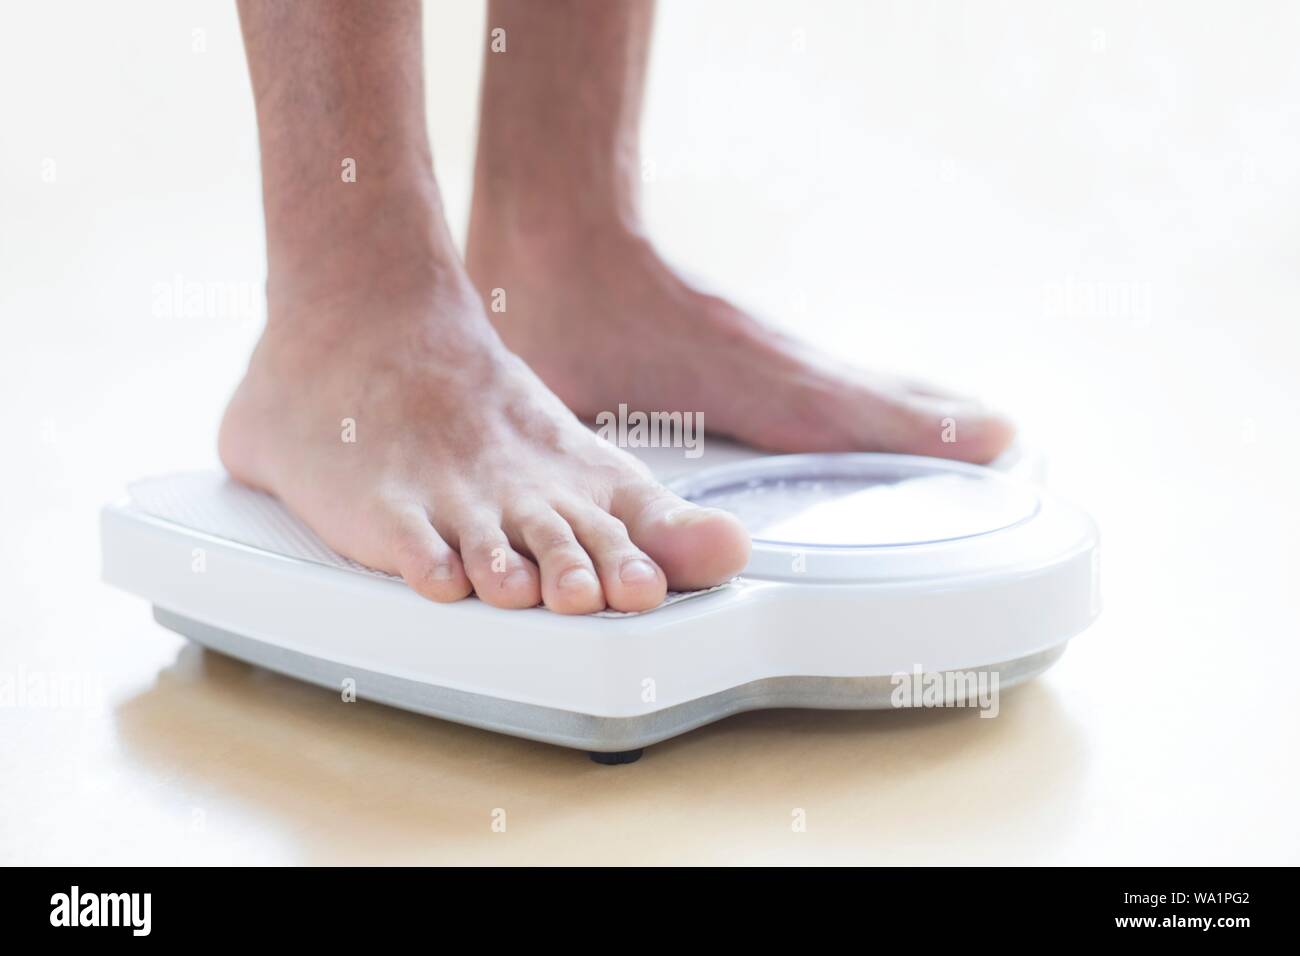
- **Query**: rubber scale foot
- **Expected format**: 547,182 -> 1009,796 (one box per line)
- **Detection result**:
588,749 -> 644,765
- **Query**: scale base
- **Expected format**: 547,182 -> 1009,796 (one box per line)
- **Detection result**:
152,606 -> 1068,760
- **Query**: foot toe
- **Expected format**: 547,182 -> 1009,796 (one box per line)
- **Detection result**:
891,391 -> 1017,464
393,528 -> 474,603
563,505 -> 668,613
458,519 -> 543,609
351,504 -> 473,603
612,484 -> 750,592
511,506 -> 605,615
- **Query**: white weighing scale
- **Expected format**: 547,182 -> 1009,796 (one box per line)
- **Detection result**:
100,443 -> 1099,764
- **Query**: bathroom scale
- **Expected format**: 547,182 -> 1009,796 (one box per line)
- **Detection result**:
100,443 -> 1099,763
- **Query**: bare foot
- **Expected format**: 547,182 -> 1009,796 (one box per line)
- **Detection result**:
219,217 -> 749,614
224,0 -> 749,614
467,225 -> 1015,463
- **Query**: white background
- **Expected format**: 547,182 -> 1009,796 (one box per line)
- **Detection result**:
2,0 -> 1297,864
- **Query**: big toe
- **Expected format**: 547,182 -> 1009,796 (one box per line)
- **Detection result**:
884,388 -> 1017,465
613,483 -> 751,592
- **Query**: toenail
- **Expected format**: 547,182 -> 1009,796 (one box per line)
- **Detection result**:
664,506 -> 722,526
557,567 -> 597,591
619,558 -> 658,584
431,563 -> 455,581
501,568 -> 532,590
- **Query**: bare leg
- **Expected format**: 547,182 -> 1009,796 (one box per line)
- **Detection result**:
468,0 -> 1014,462
221,0 -> 749,613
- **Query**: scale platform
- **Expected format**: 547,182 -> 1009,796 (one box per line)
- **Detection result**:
100,444 -> 1099,763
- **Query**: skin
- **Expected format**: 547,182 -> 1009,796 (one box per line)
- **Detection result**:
221,0 -> 1013,615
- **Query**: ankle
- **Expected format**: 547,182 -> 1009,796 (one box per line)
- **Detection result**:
469,160 -> 646,252
267,171 -> 459,285
263,180 -> 475,328
468,190 -> 646,279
